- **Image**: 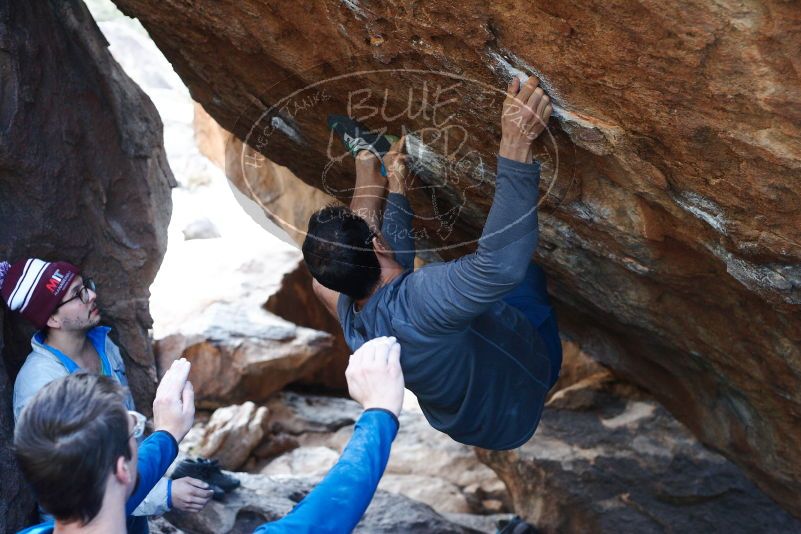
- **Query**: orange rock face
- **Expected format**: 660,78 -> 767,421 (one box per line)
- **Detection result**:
114,0 -> 801,516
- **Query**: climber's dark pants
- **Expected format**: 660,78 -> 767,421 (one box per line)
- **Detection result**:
502,262 -> 563,389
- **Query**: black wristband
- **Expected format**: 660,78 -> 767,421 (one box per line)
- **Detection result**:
363,408 -> 400,429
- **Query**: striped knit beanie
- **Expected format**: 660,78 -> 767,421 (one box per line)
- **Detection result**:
0,259 -> 80,329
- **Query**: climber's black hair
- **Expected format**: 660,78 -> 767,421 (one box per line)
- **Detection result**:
302,205 -> 381,300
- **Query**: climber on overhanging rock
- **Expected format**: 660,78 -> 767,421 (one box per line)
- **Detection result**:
303,77 -> 560,450
0,259 -> 214,532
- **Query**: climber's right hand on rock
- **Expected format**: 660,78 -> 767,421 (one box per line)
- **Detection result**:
346,336 -> 405,417
499,77 -> 553,163
153,358 -> 196,442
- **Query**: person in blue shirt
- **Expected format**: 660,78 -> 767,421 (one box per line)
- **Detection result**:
304,77 -> 561,450
15,358 -> 197,534
15,337 -> 405,534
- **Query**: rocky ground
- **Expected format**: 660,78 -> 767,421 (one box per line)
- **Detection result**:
164,391 -> 514,533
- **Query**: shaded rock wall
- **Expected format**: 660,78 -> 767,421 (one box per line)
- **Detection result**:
0,314 -> 34,531
113,0 -> 801,516
0,1 -> 173,528
0,0 -> 173,402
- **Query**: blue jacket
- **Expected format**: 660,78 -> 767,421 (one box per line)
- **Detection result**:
14,327 -> 134,420
254,408 -> 398,533
17,430 -> 178,534
337,157 -> 554,449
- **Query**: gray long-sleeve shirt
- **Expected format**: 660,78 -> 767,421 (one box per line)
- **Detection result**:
337,156 -> 552,450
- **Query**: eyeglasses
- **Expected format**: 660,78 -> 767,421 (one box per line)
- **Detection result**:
56,278 -> 96,309
128,410 -> 146,440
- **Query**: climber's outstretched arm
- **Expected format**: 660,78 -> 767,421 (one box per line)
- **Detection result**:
350,151 -> 388,233
400,77 -> 553,332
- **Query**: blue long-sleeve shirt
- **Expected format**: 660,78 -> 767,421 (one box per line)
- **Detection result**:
381,192 -> 416,270
337,157 -> 553,450
254,409 -> 399,534
17,430 -> 178,534
126,431 -> 179,514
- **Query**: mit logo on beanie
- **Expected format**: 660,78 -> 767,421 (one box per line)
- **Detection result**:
0,259 -> 80,329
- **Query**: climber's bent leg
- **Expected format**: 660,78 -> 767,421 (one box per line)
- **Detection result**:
502,262 -> 563,388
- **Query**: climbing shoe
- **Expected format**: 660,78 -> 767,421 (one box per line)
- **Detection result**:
327,114 -> 398,160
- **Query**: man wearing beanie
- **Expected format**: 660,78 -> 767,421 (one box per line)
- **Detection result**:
0,259 -> 81,331
0,259 -> 213,530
